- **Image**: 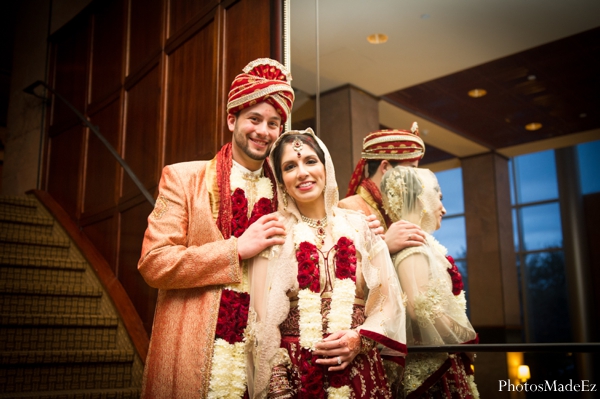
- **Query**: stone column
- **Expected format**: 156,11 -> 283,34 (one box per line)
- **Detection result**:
318,84 -> 379,193
462,152 -> 521,398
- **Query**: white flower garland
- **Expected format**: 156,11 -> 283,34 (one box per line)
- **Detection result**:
208,339 -> 247,399
208,174 -> 273,398
293,214 -> 356,398
327,385 -> 351,399
230,167 -> 274,203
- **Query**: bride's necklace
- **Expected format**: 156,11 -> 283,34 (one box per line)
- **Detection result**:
300,214 -> 328,248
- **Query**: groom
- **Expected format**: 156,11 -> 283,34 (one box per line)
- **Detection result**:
138,58 -> 294,398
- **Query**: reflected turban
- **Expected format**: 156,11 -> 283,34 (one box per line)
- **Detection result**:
345,122 -> 426,197
227,58 -> 295,123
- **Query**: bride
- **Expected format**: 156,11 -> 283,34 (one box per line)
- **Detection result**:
380,166 -> 479,398
247,128 -> 407,399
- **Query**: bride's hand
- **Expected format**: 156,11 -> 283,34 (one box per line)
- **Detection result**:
313,330 -> 361,371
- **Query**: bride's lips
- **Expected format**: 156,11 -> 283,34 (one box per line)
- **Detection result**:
296,181 -> 316,191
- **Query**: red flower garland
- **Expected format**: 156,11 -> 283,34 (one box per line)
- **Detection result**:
231,189 -> 274,237
296,242 -> 321,293
445,255 -> 464,296
299,349 -> 326,399
334,237 -> 357,282
216,188 -> 274,344
215,289 -> 250,344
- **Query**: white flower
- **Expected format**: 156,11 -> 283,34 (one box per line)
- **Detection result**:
327,278 -> 355,333
256,176 -> 274,200
454,290 -> 467,311
208,339 -> 247,399
298,288 -> 323,349
293,222 -> 317,247
327,385 -> 351,399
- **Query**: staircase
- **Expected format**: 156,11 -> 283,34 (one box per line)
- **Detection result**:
0,195 -> 143,398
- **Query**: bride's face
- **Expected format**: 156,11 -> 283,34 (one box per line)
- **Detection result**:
432,186 -> 446,230
280,142 -> 326,210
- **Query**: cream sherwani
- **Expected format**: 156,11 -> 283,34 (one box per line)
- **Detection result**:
138,158 -> 242,398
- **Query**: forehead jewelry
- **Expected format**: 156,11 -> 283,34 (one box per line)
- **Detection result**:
292,137 -> 303,158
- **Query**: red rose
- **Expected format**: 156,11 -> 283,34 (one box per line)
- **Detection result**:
328,370 -> 350,388
298,260 -> 314,272
296,250 -> 310,263
309,279 -> 321,293
337,266 -> 351,280
445,256 -> 464,296
337,237 -> 352,247
298,272 -> 314,290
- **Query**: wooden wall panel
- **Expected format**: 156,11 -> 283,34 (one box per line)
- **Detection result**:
51,22 -> 88,129
123,66 -> 161,200
223,0 -> 271,83
47,126 -> 84,219
165,20 -> 218,165
119,202 -> 157,335
168,0 -> 218,39
46,0 -> 280,338
90,0 -> 125,104
129,0 -> 163,75
84,98 -> 121,214
82,216 -> 118,272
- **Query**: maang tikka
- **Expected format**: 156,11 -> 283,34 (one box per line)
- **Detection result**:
292,137 -> 303,158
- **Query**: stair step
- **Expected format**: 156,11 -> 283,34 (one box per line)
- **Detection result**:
0,233 -> 70,259
0,350 -> 134,394
0,387 -> 141,399
0,314 -> 118,351
0,197 -> 38,216
0,212 -> 54,236
0,256 -> 86,286
0,283 -> 102,315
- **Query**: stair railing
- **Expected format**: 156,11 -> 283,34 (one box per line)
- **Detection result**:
24,80 -> 155,207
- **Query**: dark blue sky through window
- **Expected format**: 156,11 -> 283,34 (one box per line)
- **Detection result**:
577,140 -> 600,195
434,168 -> 464,216
513,150 -> 559,204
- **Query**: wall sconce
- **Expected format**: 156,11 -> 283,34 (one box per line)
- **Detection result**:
518,365 -> 530,382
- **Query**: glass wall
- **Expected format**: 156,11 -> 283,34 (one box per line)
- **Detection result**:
432,168 -> 469,305
509,150 -> 571,344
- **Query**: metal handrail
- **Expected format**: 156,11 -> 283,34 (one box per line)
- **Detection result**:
24,80 -> 156,207
409,342 -> 600,353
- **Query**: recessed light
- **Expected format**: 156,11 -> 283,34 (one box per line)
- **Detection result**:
527,75 -> 537,81
367,33 -> 388,44
468,89 -> 487,98
525,122 -> 542,131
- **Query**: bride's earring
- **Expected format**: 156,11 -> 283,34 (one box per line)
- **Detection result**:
281,186 -> 288,209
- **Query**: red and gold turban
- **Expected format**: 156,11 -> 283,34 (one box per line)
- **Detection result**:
227,58 -> 295,123
345,122 -> 426,197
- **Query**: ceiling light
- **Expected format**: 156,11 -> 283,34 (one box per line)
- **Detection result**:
525,122 -> 542,131
468,89 -> 487,98
367,34 -> 388,44
527,75 -> 537,81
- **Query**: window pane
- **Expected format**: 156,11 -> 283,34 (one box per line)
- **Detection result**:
513,150 -> 559,204
508,159 -> 516,206
577,139 -> 600,195
520,203 -> 562,251
433,215 -> 466,259
435,168 -> 464,216
512,208 -> 519,251
524,251 -> 571,343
